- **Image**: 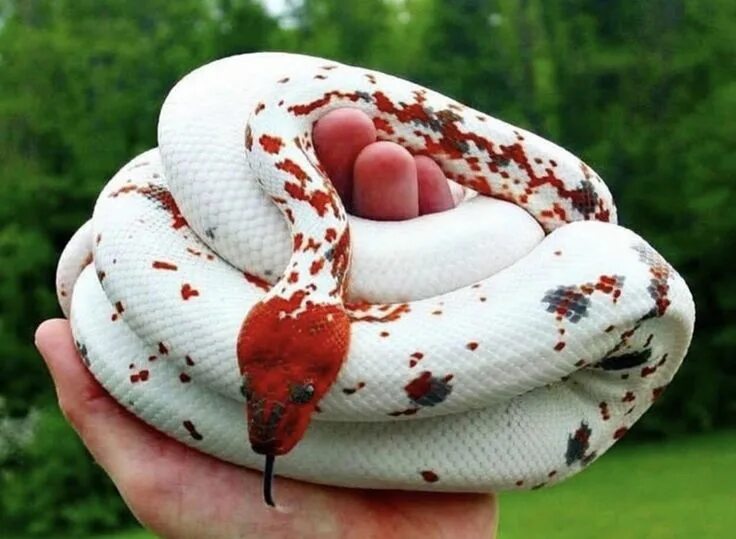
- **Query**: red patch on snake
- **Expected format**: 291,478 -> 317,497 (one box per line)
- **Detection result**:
284,182 -> 336,217
186,247 -> 202,257
111,184 -> 188,230
466,342 -> 479,351
420,470 -> 439,483
237,294 -> 350,455
405,371 -> 453,407
259,134 -> 284,154
346,302 -> 410,323
652,385 -> 667,401
304,237 -> 321,252
293,233 -> 304,250
325,228 -> 337,242
179,373 -> 191,383
288,271 -> 299,284
277,159 -> 309,182
409,351 -> 424,367
380,331 -> 390,337
554,342 -> 566,351
185,355 -> 195,366
328,229 -> 351,295
466,156 -> 481,171
152,260 -> 178,271
342,382 -> 366,395
81,252 -> 93,269
373,117 -> 394,135
599,401 -> 610,421
254,102 -> 265,114
287,90 -> 366,116
111,300 -> 125,321
130,369 -> 149,383
245,125 -> 253,150
622,391 -> 636,403
109,184 -> 137,196
183,420 -> 204,440
310,258 -> 325,275
181,283 -> 199,300
613,427 -> 628,440
641,365 -> 657,377
158,342 -> 169,355
244,271 -> 271,291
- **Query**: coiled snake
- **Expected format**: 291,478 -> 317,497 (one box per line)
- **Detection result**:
56,52 -> 695,505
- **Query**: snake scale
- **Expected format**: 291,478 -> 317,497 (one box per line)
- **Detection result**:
55,52 -> 695,501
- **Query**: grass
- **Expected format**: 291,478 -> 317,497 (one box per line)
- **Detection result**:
26,431 -> 736,539
499,431 -> 736,538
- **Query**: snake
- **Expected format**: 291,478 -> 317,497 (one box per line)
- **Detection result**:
55,52 -> 695,504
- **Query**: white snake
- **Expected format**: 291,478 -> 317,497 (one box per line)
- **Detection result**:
56,52 -> 695,498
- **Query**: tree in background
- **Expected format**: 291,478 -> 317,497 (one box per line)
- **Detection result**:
0,0 -> 733,534
0,1 -> 219,533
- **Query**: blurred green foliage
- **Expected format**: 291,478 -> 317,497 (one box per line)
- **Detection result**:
0,0 -> 733,535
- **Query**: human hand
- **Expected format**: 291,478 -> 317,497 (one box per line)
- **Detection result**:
36,109 -> 498,539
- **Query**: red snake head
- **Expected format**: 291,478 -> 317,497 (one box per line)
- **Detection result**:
237,293 -> 350,455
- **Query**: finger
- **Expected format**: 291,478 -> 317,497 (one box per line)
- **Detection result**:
414,155 -> 455,215
34,319 -> 166,477
352,141 -> 419,220
313,108 -> 376,207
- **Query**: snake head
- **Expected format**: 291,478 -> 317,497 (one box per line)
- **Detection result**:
237,294 -> 350,455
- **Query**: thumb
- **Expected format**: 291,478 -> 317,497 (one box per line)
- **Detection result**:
34,319 -> 160,477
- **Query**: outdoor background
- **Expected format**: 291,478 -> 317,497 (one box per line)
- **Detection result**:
0,0 -> 734,537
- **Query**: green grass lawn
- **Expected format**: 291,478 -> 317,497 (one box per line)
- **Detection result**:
499,431 -> 736,539
47,431 -> 736,539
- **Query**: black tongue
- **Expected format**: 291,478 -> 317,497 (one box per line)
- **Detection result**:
263,454 -> 276,507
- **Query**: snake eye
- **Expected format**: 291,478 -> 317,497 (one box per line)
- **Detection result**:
289,382 -> 315,404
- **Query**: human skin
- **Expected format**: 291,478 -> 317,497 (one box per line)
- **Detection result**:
35,109 -> 499,539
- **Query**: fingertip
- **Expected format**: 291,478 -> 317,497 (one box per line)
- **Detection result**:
34,317 -> 112,421
415,155 -> 455,215
353,141 -> 419,220
35,318 -> 70,349
35,319 -> 76,379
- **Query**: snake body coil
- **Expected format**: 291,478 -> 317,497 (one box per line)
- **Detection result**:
56,53 -> 695,493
